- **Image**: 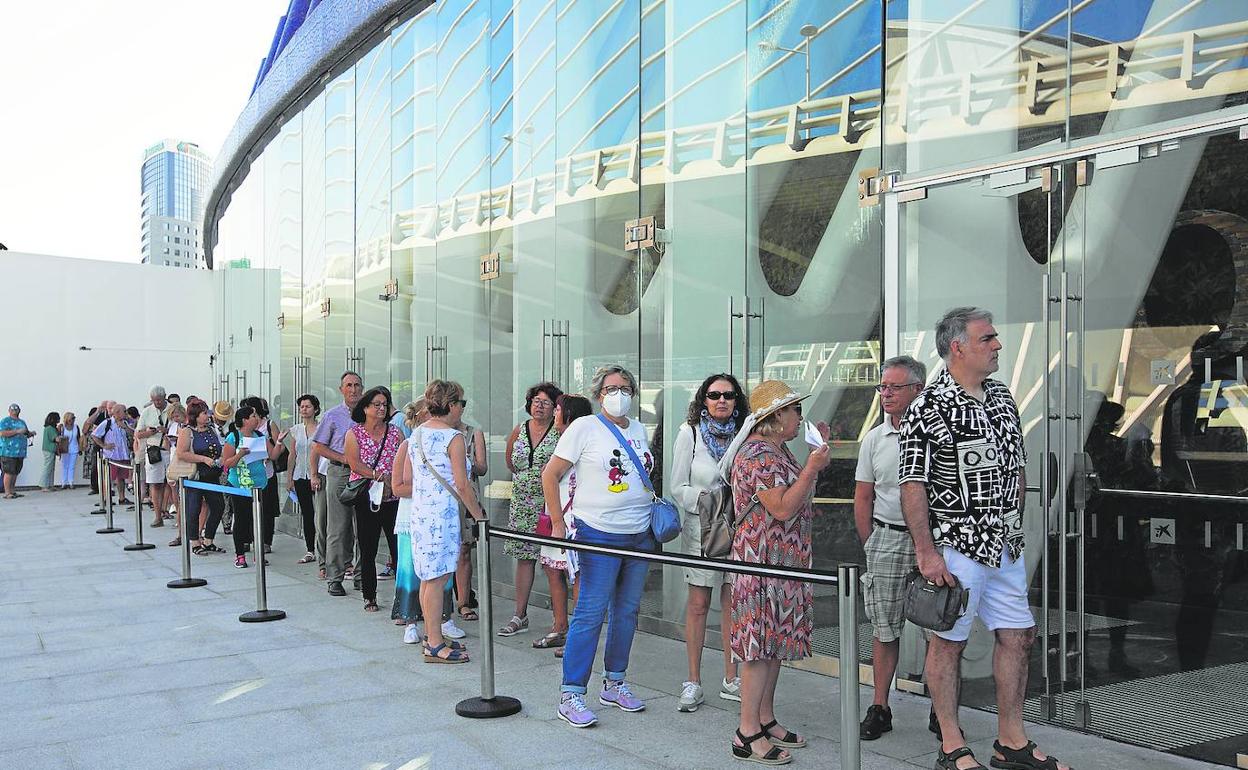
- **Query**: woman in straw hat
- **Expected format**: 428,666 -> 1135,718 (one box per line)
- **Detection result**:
721,379 -> 830,765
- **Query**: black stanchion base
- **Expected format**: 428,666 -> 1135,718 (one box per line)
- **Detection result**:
455,695 -> 522,719
90,509 -> 106,515
239,609 -> 286,623
96,527 -> 124,534
167,577 -> 208,589
123,543 -> 156,551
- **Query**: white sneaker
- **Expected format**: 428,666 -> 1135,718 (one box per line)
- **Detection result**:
441,619 -> 467,639
677,681 -> 704,712
719,676 -> 742,702
403,623 -> 421,644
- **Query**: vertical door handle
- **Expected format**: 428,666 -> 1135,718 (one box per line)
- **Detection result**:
741,296 -> 751,391
1040,273 -> 1053,685
1057,270 -> 1070,684
728,296 -> 737,377
541,320 -> 549,381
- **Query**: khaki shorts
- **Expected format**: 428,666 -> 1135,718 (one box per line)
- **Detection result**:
680,509 -> 731,588
861,525 -> 917,643
145,449 -> 169,484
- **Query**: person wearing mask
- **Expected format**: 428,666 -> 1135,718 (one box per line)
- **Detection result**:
176,401 -> 227,554
136,386 -> 172,527
59,411 -> 82,490
1,404 -> 35,498
534,393 -> 593,654
854,355 -> 927,741
724,380 -> 831,764
314,372 -> 366,596
288,394 -> 324,567
344,386 -> 403,612
670,373 -> 747,712
92,404 -> 133,507
544,365 -> 653,728
221,405 -> 283,568
391,380 -> 485,659
164,403 -> 191,547
499,381 -> 563,637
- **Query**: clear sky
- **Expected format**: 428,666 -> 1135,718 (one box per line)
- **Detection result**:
0,0 -> 289,262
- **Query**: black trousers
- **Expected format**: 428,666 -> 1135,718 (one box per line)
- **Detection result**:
232,483 -> 278,556
352,495 -> 398,602
294,478 -> 316,553
185,488 -> 224,540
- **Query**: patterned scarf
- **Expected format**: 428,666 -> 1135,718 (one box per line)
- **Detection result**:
698,411 -> 737,461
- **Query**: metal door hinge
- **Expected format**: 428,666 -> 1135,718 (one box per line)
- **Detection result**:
625,216 -> 667,251
859,169 -> 924,207
480,252 -> 501,281
379,277 -> 399,300
1076,159 -> 1091,187
320,298 -> 331,318
276,313 -> 285,330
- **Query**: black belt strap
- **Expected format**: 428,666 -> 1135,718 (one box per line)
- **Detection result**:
873,518 -> 909,533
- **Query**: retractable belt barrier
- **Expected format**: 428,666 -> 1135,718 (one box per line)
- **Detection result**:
95,459 -> 123,534
119,457 -> 155,552
456,519 -> 862,770
167,479 -> 207,589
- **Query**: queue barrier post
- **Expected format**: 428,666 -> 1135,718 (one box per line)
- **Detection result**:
455,518 -> 521,719
838,563 -> 861,770
96,459 -> 123,534
123,456 -> 155,551
240,487 -> 285,623
167,478 -> 207,589
90,457 -> 106,515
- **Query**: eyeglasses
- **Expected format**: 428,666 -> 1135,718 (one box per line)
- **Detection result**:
367,401 -> 389,410
874,383 -> 921,394
530,398 -> 553,408
786,403 -> 803,415
455,399 -> 467,407
602,385 -> 634,396
705,390 -> 737,401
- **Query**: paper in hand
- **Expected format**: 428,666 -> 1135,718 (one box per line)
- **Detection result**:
242,435 -> 267,457
804,420 -> 825,449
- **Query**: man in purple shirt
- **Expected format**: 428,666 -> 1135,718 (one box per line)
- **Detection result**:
314,371 -> 363,596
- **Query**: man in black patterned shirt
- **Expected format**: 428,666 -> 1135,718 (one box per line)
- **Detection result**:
899,307 -> 1069,770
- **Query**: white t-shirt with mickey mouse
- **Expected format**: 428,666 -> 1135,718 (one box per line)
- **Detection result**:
552,415 -> 653,535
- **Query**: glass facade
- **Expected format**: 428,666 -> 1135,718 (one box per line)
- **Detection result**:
207,1 -> 1248,762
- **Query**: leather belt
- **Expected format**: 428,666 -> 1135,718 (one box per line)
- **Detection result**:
329,460 -> 349,469
873,518 -> 909,533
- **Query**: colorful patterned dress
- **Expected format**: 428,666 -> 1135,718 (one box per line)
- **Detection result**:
729,438 -> 813,662
506,420 -> 559,560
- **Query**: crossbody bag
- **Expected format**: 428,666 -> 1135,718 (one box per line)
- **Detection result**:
596,414 -> 680,543
338,426 -> 391,505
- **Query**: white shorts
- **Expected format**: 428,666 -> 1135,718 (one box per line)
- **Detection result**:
145,450 -> 169,484
936,545 -> 1034,642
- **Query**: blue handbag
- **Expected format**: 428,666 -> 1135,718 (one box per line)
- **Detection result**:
596,414 -> 681,543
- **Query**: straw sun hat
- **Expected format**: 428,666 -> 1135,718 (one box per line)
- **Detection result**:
212,400 -> 235,422
749,380 -> 811,423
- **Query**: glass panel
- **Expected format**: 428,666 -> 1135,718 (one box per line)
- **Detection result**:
303,93 -> 328,406
325,68 -> 356,380
356,40 -> 393,392
883,0 -> 1071,177
276,116 -> 303,425
390,18 -> 418,408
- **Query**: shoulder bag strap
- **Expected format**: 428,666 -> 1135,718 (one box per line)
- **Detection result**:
412,427 -> 465,506
596,414 -> 655,496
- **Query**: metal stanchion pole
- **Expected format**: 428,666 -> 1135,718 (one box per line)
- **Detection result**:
240,487 -> 285,622
96,460 -> 123,534
90,456 -> 106,514
456,518 -> 521,718
838,563 -> 861,770
168,479 -> 206,589
124,456 -> 155,551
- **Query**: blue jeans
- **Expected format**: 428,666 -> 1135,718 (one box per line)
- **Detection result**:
560,521 -> 655,695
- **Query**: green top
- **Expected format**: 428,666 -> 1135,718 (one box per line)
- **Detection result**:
42,425 -> 59,454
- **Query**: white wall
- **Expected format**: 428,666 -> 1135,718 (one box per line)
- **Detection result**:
0,251 -> 216,488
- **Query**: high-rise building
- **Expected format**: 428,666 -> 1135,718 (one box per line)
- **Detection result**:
140,139 -> 210,268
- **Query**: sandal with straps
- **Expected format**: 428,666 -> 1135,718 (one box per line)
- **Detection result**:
761,719 -> 806,748
458,605 -> 479,621
732,729 -> 791,765
989,740 -> 1066,770
423,642 -> 470,664
937,746 -> 987,770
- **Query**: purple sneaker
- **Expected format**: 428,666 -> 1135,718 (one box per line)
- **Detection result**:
558,692 -> 598,727
599,679 -> 645,712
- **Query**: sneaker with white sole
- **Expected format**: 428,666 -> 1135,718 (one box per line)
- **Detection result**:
234,555 -> 248,569
441,619 -> 467,640
403,624 -> 421,645
719,676 -> 742,702
677,681 -> 705,713
599,679 -> 645,712
558,692 -> 598,728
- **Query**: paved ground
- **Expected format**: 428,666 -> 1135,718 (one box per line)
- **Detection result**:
0,490 -> 1227,770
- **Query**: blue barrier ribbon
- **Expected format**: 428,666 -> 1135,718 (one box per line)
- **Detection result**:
183,479 -> 254,499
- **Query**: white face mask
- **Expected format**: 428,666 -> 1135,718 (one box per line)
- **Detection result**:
601,390 -> 632,418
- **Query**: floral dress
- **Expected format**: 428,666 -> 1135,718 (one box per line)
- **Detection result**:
729,438 -> 813,662
402,426 -> 465,581
506,420 -> 559,560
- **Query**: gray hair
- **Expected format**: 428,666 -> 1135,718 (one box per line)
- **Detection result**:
589,364 -> 638,399
150,385 -> 167,399
935,307 -> 994,360
881,355 -> 927,385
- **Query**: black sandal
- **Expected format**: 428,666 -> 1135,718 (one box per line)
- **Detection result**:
938,746 -> 987,770
731,728 -> 791,765
761,719 -> 806,748
989,741 -> 1065,770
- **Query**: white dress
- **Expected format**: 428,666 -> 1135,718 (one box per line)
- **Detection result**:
402,427 -> 463,580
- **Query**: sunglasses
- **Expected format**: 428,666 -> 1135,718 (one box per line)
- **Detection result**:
705,390 -> 737,401
455,399 -> 467,407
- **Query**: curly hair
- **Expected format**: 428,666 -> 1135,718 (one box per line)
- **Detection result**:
684,372 -> 746,426
524,381 -> 562,416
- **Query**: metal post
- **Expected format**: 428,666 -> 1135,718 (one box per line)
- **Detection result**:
124,456 -> 155,551
91,455 -> 106,514
456,518 -> 521,718
240,488 -> 285,622
96,461 -> 123,534
838,563 -> 861,770
168,479 -> 206,589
